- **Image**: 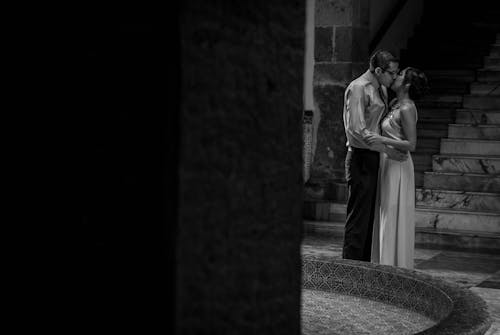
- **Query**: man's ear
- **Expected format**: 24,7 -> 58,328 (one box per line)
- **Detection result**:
374,67 -> 382,75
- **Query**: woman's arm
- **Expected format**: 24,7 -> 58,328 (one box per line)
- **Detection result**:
365,104 -> 417,152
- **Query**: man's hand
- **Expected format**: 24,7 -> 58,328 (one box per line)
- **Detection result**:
364,133 -> 384,146
385,146 -> 408,161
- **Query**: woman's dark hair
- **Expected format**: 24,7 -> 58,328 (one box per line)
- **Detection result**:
403,67 -> 430,100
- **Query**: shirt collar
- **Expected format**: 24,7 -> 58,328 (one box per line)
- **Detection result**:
362,70 -> 381,90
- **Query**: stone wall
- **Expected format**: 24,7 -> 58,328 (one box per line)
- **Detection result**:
179,1 -> 304,334
306,0 -> 370,201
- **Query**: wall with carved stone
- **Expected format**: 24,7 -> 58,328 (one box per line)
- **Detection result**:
305,0 -> 370,201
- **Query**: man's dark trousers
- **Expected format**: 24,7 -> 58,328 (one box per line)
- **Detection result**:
342,147 -> 380,261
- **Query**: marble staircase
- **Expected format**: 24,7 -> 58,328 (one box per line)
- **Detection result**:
304,11 -> 500,253
414,41 -> 500,250
397,15 -> 500,252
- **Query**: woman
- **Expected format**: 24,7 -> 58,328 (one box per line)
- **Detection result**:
365,67 -> 429,269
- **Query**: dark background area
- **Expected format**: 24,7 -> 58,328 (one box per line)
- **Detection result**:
69,20 -> 179,332
26,2 -> 304,332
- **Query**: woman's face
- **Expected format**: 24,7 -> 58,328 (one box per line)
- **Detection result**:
390,68 -> 407,93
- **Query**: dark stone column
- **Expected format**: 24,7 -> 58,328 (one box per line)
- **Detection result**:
179,1 -> 304,334
72,20 -> 179,333
305,0 -> 370,210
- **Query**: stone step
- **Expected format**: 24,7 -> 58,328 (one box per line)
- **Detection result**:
418,108 -> 456,121
417,114 -> 456,124
415,171 -> 424,187
423,171 -> 500,192
418,128 -> 448,138
414,165 -> 430,175
477,69 -> 500,82
416,21 -> 498,36
304,180 -> 347,203
448,123 -> 500,140
472,22 -> 500,32
405,58 -> 483,70
490,44 -> 500,53
303,210 -> 500,253
463,95 -> 500,109
306,203 -> 500,234
425,8 -> 499,19
303,202 -> 347,222
304,201 -> 336,222
415,228 -> 500,254
408,37 -> 492,50
410,33 -> 493,47
470,82 -> 500,95
407,44 -> 491,59
417,138 -> 441,152
432,154 -> 500,174
416,188 -> 500,212
455,109 -> 500,124
428,85 -> 470,95
303,220 -> 500,254
490,46 -> 500,57
428,81 -> 469,89
440,138 -> 500,155
413,153 -> 433,169
414,169 -> 430,178
303,220 -> 344,238
305,187 -> 500,219
419,116 -> 455,124
484,56 -> 500,69
416,207 -> 500,233
425,69 -> 476,81
418,122 -> 450,129
417,123 -> 449,139
417,94 -> 463,108
402,47 -> 484,60
427,61 -> 482,69
304,220 -> 500,254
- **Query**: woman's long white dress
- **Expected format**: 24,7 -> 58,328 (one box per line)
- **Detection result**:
371,101 -> 416,269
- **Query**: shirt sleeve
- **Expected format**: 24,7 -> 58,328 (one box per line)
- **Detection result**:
346,84 -> 369,141
345,84 -> 387,152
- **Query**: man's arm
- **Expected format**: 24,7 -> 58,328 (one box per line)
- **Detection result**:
364,104 -> 417,152
345,84 -> 406,161
345,84 -> 368,141
366,137 -> 407,161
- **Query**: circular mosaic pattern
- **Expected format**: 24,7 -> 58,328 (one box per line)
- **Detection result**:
302,258 -> 492,335
302,289 -> 436,335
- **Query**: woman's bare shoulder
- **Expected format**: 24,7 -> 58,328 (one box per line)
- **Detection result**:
399,101 -> 417,121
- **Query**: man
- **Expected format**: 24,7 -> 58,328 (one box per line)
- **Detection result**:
342,50 -> 406,261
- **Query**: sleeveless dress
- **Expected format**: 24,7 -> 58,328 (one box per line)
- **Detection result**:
371,100 -> 416,269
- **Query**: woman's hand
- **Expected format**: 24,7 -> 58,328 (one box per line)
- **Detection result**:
364,132 -> 385,145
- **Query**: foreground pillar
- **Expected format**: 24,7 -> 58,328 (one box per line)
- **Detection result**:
179,1 -> 305,334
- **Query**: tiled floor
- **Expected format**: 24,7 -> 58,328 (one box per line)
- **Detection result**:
302,234 -> 500,335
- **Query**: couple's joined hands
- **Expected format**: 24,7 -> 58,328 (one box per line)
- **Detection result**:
363,132 -> 407,162
364,132 -> 384,146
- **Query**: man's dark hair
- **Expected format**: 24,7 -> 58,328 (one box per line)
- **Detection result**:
369,50 -> 398,71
